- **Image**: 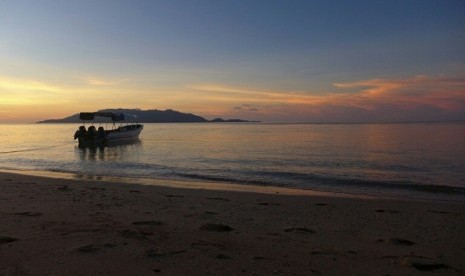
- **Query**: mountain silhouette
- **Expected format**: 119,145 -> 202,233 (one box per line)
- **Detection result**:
36,108 -> 257,123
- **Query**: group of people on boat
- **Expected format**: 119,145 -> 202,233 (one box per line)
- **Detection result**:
74,125 -> 106,139
74,125 -> 108,146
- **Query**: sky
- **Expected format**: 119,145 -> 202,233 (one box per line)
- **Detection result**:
0,0 -> 464,123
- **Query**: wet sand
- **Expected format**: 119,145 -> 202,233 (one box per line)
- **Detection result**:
1,171 -> 464,275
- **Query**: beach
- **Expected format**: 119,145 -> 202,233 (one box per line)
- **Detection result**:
1,171 -> 464,275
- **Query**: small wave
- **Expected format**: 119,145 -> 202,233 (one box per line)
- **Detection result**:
326,177 -> 465,195
175,170 -> 465,196
248,170 -> 465,194
0,142 -> 72,154
176,172 -> 272,186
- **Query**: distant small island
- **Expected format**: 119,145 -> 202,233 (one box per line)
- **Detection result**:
36,108 -> 258,123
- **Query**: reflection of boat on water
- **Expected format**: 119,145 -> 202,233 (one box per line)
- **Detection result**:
74,112 -> 143,147
76,140 -> 142,162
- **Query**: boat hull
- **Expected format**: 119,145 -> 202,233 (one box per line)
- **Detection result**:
78,125 -> 143,147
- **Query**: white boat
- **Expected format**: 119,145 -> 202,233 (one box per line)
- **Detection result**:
74,112 -> 143,147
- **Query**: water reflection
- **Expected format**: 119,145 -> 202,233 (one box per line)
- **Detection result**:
76,140 -> 142,162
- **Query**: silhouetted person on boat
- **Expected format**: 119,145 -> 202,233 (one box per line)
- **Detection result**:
87,126 -> 97,145
74,126 -> 87,140
97,126 -> 105,138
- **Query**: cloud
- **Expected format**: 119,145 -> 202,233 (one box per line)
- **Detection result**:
188,84 -> 329,105
0,76 -> 62,93
333,75 -> 465,111
233,104 -> 260,112
0,76 -> 70,105
74,76 -> 130,86
190,75 -> 465,122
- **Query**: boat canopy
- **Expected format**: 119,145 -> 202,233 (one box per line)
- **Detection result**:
79,112 -> 138,122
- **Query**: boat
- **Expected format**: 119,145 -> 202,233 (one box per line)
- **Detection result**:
74,112 -> 144,147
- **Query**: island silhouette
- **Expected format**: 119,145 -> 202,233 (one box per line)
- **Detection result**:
36,108 -> 258,123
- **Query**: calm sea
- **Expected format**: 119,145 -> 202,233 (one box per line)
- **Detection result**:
1,123 -> 465,201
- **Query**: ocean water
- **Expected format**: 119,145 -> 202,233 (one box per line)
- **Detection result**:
1,123 -> 465,201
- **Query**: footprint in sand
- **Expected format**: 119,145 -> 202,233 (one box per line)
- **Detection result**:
427,210 -> 459,215
191,240 -> 225,249
311,250 -> 347,256
258,202 -> 281,206
146,249 -> 186,259
378,238 -> 415,246
76,244 -> 99,253
206,197 -> 230,202
76,243 -> 116,253
200,223 -> 233,232
15,212 -> 42,217
375,209 -> 399,213
384,255 -> 452,272
204,211 -> 218,215
216,253 -> 230,260
284,227 -> 315,234
132,220 -> 163,226
0,236 -> 18,244
57,185 -> 71,191
412,262 -> 449,271
119,229 -> 145,239
166,194 -> 184,198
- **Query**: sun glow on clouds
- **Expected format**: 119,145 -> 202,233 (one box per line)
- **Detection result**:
190,75 -> 465,122
75,76 -> 131,86
0,77 -> 61,93
188,84 -> 326,105
0,76 -> 68,107
1,74 -> 464,123
0,75 -> 141,122
333,75 -> 465,111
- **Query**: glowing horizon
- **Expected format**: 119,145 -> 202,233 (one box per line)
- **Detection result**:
1,74 -> 464,123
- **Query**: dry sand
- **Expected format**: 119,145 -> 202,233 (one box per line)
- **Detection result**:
0,171 -> 464,275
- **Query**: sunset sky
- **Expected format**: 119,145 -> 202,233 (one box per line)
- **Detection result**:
1,0 -> 464,123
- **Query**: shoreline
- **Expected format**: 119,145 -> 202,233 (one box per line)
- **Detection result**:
2,168 -> 464,204
0,169 -> 383,201
1,171 -> 464,275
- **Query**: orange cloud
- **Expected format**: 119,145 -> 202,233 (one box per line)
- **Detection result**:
188,84 -> 328,105
191,75 -> 465,109
333,75 -> 465,111
190,75 -> 465,122
74,76 -> 131,86
0,76 -> 62,93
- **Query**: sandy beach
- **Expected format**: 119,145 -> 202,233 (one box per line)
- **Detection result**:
1,171 -> 464,275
